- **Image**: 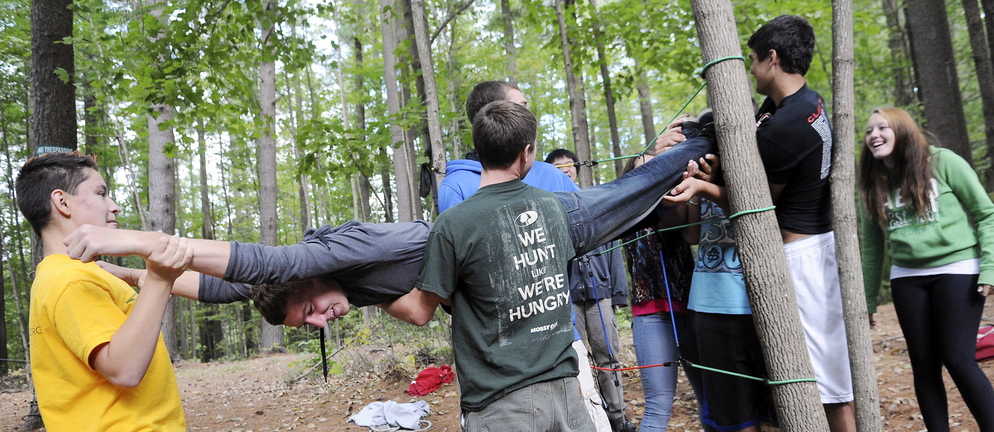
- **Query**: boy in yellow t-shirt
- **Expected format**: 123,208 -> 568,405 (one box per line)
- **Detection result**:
15,152 -> 191,431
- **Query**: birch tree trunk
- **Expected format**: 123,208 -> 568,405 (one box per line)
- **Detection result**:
961,0 -> 994,190
258,0 -> 284,351
691,0 -> 829,429
905,0 -> 973,164
411,0 -> 446,212
554,0 -> 593,188
832,2 -> 882,430
382,0 -> 416,222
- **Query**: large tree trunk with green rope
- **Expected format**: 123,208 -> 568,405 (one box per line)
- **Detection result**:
831,2 -> 883,430
690,0 -> 829,430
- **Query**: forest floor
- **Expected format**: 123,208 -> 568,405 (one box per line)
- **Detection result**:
1,301 -> 993,432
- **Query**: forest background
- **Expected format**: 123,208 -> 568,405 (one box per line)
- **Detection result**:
1,0 -> 992,424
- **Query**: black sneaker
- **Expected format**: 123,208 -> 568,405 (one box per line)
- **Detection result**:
609,415 -> 637,432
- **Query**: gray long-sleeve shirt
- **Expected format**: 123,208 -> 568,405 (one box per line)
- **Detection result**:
198,220 -> 431,307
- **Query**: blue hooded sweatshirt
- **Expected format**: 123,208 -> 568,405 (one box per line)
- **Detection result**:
437,159 -> 579,213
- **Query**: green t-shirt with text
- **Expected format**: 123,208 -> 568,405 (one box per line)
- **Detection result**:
417,180 -> 578,412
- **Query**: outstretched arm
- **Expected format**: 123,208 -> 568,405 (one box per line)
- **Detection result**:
89,236 -> 193,388
97,260 -> 201,300
66,226 -> 231,278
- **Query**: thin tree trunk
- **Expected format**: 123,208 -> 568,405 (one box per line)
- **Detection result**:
382,0 -> 415,222
961,0 -> 994,190
636,69 -> 656,146
500,0 -> 517,84
411,0 -> 446,212
691,0 -> 829,429
445,13 -> 464,159
882,0 -> 915,107
258,0 -> 284,351
395,3 -> 425,220
905,0 -> 973,164
351,34 -> 373,221
832,2 -> 882,430
588,0 -> 624,177
555,0 -> 593,188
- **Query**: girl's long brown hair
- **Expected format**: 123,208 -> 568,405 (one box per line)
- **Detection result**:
858,107 -> 935,227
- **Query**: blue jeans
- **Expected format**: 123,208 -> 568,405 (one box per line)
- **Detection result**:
632,313 -> 680,432
555,136 -> 712,257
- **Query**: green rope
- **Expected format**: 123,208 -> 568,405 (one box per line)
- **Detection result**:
587,205 -> 776,257
684,359 -> 818,385
699,55 -> 746,79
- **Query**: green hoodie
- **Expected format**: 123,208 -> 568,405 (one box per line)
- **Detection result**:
862,147 -> 994,313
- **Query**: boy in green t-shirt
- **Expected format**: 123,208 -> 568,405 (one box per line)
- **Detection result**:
16,152 -> 191,431
413,100 -> 594,431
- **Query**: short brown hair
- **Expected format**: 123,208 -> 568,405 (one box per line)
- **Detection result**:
251,280 -> 309,326
472,100 -> 537,170
15,152 -> 99,235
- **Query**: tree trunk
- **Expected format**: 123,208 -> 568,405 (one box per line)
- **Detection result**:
554,0 -> 594,188
961,0 -> 994,190
832,2 -> 883,430
905,0 -> 973,164
588,0 -> 624,177
258,0 -> 284,351
147,103 -> 179,357
141,0 -> 180,359
500,0 -> 517,84
691,0 -> 829,429
382,0 -> 416,222
881,0 -> 915,107
635,65 -> 657,146
395,4 -> 425,220
31,0 -> 76,154
351,35 -> 373,221
0,233 -> 6,376
445,16 -> 464,159
411,0 -> 446,212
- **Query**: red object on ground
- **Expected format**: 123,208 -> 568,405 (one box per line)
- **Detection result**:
978,325 -> 994,361
407,365 -> 455,396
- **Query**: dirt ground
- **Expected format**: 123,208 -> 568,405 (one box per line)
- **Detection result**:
2,301 -> 993,432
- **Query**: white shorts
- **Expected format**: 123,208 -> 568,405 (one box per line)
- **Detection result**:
783,232 -> 854,404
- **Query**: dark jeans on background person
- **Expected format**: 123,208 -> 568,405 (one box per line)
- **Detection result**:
556,136 -> 713,258
891,273 -> 994,432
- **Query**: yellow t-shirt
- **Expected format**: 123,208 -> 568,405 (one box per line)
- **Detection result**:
29,254 -> 185,431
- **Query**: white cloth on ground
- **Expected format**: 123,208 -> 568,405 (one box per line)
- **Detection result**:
348,400 -> 430,429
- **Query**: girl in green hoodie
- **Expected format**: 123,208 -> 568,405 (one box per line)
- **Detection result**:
861,107 -> 994,431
